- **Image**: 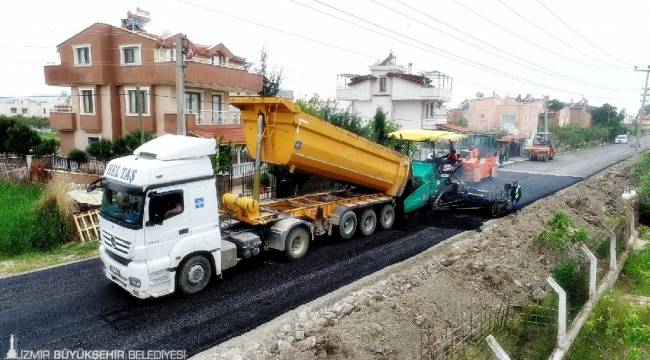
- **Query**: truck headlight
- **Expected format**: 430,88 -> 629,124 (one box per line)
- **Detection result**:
129,277 -> 141,288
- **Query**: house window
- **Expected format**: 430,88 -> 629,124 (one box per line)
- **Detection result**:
155,48 -> 175,62
124,87 -> 150,116
212,95 -> 222,112
185,92 -> 201,114
379,77 -> 387,92
425,103 -> 439,118
43,108 -> 46,115
79,88 -> 95,115
120,44 -> 142,65
73,44 -> 91,66
211,54 -> 225,66
10,107 -> 17,114
88,137 -> 99,145
21,108 -> 28,115
501,114 -> 517,132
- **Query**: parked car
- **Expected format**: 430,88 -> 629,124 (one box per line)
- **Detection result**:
615,135 -> 629,144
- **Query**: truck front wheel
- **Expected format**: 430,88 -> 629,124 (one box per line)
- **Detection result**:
178,255 -> 212,295
285,226 -> 310,261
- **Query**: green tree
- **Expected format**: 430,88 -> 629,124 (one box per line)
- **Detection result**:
86,139 -> 114,163
547,99 -> 565,112
67,148 -> 88,164
370,106 -> 400,147
455,117 -> 468,128
256,47 -> 283,97
591,103 -> 626,140
5,122 -> 41,157
32,138 -> 59,156
0,117 -> 18,154
210,136 -> 233,174
112,131 -> 153,157
296,99 -> 370,138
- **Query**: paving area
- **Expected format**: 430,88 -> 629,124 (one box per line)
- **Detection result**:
0,140 -> 647,356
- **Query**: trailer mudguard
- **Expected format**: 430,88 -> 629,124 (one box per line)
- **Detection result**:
266,217 -> 314,251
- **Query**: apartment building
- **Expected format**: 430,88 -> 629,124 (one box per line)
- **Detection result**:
0,94 -> 70,118
448,95 -> 543,138
44,21 -> 263,154
336,52 -> 453,129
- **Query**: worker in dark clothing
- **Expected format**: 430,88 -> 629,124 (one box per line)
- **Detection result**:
445,149 -> 459,164
510,180 -> 522,211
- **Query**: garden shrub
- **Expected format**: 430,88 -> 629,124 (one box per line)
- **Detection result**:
552,259 -> 589,317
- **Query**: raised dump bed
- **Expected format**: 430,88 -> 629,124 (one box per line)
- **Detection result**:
230,97 -> 411,197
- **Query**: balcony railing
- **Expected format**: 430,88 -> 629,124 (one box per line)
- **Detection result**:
193,111 -> 241,125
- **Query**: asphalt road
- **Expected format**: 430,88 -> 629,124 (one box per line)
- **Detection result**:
0,140 -> 645,357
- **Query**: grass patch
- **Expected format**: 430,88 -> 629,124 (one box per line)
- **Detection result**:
0,241 -> 99,277
567,290 -> 650,360
536,211 -> 591,250
453,295 -> 558,360
0,180 -> 75,257
621,236 -> 650,297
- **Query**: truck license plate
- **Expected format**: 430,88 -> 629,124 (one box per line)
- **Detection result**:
440,173 -> 449,178
109,265 -> 120,276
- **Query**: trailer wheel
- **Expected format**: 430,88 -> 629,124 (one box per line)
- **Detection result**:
177,254 -> 212,295
359,209 -> 377,236
338,210 -> 357,240
379,204 -> 396,230
284,226 -> 310,261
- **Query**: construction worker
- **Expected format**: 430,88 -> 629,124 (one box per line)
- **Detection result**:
510,180 -> 522,211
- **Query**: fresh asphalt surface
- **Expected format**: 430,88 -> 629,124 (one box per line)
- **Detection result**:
0,140 -> 646,356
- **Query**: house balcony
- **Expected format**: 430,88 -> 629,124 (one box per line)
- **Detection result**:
45,62 -> 263,93
194,110 -> 241,125
392,87 -> 452,102
335,88 -> 370,101
49,111 -> 76,132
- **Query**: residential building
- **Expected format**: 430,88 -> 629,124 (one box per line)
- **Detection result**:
447,95 -> 544,138
554,98 -> 592,128
336,52 -> 453,129
0,93 -> 70,118
44,19 -> 263,155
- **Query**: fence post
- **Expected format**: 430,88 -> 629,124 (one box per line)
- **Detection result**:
26,155 -> 33,170
547,276 -> 567,349
485,335 -> 511,360
609,231 -> 617,271
580,244 -> 597,300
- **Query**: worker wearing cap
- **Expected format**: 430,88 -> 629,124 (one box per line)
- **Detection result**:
510,180 -> 522,211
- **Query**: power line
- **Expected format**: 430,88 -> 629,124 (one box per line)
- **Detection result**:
448,0 -> 615,70
371,0 -> 619,91
493,0 -> 623,69
306,0 -> 620,97
533,0 -> 632,67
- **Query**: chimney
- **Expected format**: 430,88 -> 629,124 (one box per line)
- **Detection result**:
407,63 -> 412,74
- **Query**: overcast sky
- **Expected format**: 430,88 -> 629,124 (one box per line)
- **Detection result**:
1,0 -> 647,113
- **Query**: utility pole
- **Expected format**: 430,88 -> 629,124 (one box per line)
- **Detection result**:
543,95 -> 549,134
136,84 -> 144,145
634,65 -> 650,153
176,34 -> 186,135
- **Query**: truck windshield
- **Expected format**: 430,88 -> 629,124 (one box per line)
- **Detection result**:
100,185 -> 145,227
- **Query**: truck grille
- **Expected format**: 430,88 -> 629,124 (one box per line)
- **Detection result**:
101,230 -> 132,258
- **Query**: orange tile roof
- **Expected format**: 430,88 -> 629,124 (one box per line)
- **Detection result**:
189,127 -> 245,144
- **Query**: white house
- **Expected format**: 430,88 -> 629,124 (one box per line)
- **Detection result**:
0,93 -> 70,118
336,53 -> 453,129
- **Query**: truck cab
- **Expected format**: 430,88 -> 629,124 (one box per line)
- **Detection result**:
97,135 -> 234,299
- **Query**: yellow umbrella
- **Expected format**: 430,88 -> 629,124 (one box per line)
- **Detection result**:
437,133 -> 468,142
387,129 -> 451,142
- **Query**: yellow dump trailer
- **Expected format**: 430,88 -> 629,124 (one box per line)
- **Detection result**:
230,97 -> 411,197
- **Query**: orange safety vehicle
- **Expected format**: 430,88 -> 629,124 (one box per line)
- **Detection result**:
459,148 -> 498,183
